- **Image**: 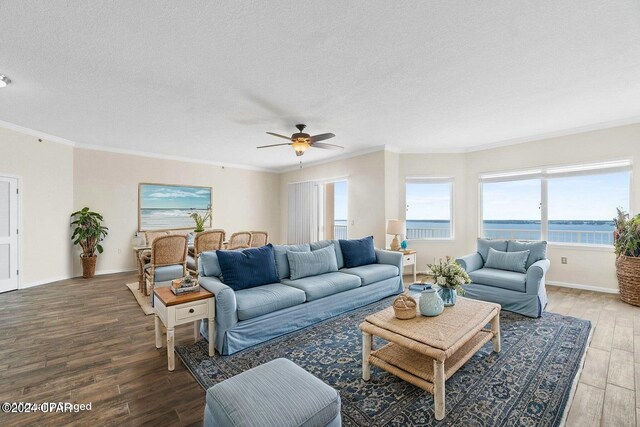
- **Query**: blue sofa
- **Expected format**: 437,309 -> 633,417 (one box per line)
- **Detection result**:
456,239 -> 550,318
198,239 -> 404,355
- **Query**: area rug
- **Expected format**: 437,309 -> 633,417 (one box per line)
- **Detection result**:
125,282 -> 153,315
176,297 -> 591,426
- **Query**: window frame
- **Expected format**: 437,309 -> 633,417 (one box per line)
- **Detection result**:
404,176 -> 455,241
479,160 -> 633,249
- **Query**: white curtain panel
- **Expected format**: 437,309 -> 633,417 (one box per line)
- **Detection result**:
288,181 -> 319,244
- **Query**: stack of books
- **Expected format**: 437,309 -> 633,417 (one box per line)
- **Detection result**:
408,283 -> 433,292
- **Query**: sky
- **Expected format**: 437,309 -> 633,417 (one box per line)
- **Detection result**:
401,171 -> 630,221
140,185 -> 211,209
334,180 -> 348,220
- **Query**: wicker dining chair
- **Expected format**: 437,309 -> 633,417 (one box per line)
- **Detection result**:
249,231 -> 269,247
227,231 -> 252,250
144,235 -> 188,296
187,229 -> 225,274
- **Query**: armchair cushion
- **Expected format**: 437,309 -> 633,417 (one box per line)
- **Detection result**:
216,244 -> 279,291
484,248 -> 530,273
468,268 -> 526,292
477,238 -> 508,263
186,255 -> 196,271
287,244 -> 338,280
144,264 -> 184,283
508,240 -> 548,269
339,236 -> 376,268
199,251 -> 222,277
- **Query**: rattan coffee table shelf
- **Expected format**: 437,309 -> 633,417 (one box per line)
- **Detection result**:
359,297 -> 500,421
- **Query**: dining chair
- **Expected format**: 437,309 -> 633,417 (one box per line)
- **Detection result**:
249,231 -> 269,247
187,229 -> 225,274
227,231 -> 252,250
144,235 -> 188,296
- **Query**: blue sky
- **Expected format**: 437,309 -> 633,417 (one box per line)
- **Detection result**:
334,180 -> 348,220
400,172 -> 630,221
140,185 -> 211,209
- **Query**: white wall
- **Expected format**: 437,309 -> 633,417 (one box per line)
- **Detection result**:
0,127 -> 74,287
279,151 -> 388,247
73,148 -> 281,275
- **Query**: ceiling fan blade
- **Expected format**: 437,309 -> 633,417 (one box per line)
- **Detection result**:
309,133 -> 336,142
311,142 -> 344,151
257,143 -> 292,149
266,132 -> 292,140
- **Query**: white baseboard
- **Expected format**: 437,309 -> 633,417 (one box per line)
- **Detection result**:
20,275 -> 72,289
19,269 -> 136,290
547,280 -> 619,294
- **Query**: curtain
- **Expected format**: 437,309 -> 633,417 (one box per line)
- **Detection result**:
288,181 -> 319,244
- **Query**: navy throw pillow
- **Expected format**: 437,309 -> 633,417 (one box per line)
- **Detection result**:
339,236 -> 376,268
216,244 -> 279,291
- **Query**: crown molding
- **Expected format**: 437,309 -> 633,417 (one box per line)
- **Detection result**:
0,120 -> 277,173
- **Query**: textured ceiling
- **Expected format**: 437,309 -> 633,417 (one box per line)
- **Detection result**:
1,1 -> 640,170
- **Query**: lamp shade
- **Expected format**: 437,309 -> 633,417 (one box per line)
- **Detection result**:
386,219 -> 406,235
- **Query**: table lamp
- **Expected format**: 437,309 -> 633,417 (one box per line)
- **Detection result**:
386,220 -> 406,251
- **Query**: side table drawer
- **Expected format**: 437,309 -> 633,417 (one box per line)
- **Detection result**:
176,301 -> 209,321
403,254 -> 416,266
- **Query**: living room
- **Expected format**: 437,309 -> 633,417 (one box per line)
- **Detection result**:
1,2 -> 640,426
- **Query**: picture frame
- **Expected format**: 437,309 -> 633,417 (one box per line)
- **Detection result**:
138,183 -> 212,231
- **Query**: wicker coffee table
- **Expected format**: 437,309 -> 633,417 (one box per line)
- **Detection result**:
360,297 -> 500,420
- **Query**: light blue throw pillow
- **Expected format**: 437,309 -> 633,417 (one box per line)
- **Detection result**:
273,243 -> 311,279
484,247 -> 530,274
287,244 -> 339,280
477,238 -> 509,263
507,240 -> 547,269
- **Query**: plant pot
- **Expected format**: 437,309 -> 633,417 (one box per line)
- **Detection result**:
616,255 -> 640,306
438,287 -> 457,307
81,255 -> 97,279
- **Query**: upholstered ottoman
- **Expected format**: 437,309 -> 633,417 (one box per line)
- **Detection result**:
204,358 -> 341,427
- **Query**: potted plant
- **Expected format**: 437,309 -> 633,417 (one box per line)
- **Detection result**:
426,256 -> 471,306
70,207 -> 108,279
190,205 -> 212,233
614,208 -> 640,306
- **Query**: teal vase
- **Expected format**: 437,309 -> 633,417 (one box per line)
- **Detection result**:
419,289 -> 444,316
400,240 -> 408,250
438,288 -> 457,307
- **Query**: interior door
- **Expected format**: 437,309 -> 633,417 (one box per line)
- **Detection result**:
0,176 -> 18,293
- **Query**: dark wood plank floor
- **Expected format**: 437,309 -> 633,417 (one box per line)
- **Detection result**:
0,272 -> 637,426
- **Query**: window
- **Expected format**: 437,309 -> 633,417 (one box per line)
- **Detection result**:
480,161 -> 631,246
405,178 -> 454,240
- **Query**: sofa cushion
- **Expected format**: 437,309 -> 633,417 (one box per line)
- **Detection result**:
339,236 -> 376,268
199,251 -> 222,277
235,283 -> 307,321
273,243 -> 311,279
508,240 -> 548,269
287,244 -> 338,280
310,240 -> 345,269
340,263 -> 400,286
216,244 -> 279,291
144,264 -> 184,283
281,272 -> 361,301
484,248 -> 530,274
468,268 -> 526,292
477,238 -> 509,263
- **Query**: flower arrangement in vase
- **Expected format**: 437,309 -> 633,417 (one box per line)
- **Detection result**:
426,256 -> 471,306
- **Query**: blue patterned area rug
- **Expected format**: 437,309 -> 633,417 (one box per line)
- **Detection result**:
176,297 -> 591,426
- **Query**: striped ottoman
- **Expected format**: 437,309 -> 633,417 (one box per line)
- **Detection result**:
204,358 -> 341,427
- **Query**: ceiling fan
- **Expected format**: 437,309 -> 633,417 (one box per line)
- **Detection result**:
257,124 -> 343,156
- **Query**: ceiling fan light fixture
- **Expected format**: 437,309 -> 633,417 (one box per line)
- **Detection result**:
291,140 -> 309,155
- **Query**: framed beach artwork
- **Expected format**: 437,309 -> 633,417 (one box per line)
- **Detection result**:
138,183 -> 212,231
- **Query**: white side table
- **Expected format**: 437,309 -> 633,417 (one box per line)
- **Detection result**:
153,287 -> 215,371
401,250 -> 417,282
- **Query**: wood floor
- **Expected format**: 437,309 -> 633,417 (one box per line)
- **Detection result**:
0,273 -> 638,426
